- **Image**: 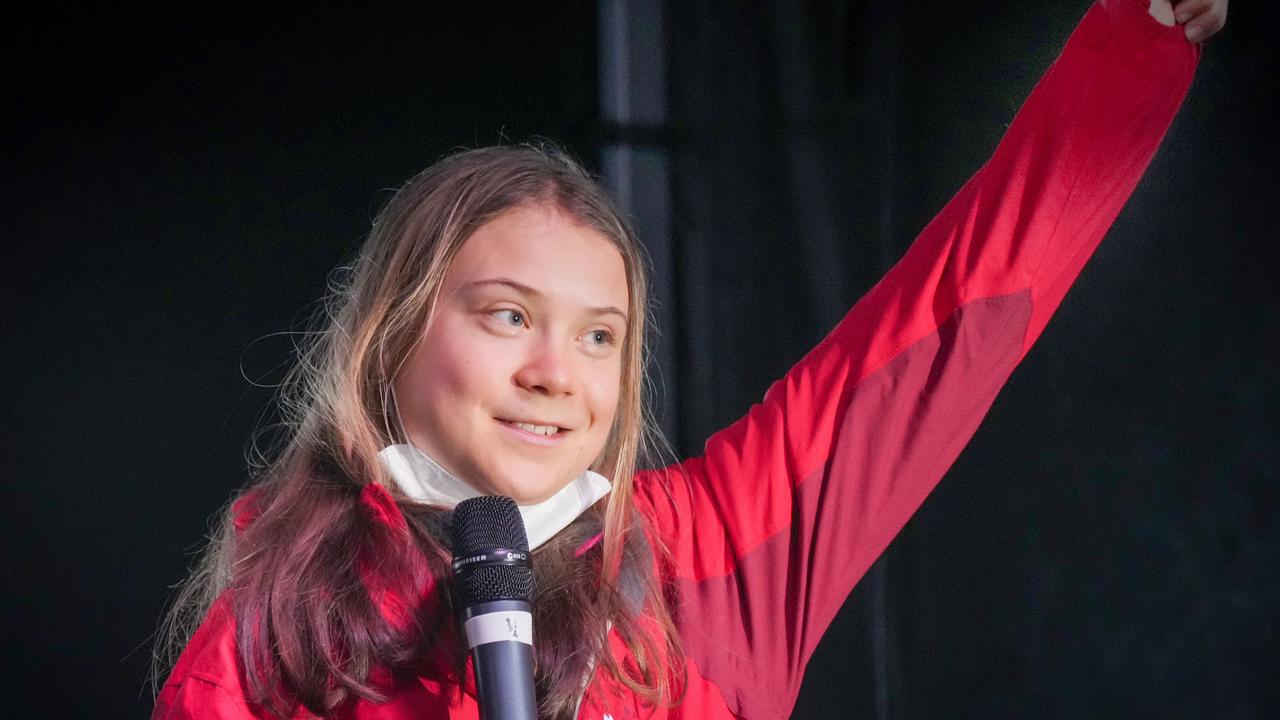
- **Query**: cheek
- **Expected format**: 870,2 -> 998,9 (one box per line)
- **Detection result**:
434,348 -> 512,414
403,330 -> 500,424
587,362 -> 624,429
421,316 -> 499,386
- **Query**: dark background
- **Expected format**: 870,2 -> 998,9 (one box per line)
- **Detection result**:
3,2 -> 1275,717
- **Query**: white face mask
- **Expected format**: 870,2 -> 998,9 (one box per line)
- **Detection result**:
376,443 -> 611,550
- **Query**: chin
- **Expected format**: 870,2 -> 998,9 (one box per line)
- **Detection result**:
479,469 -> 565,505
507,483 -> 565,506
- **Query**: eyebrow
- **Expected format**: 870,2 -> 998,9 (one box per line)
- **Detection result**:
467,278 -> 629,322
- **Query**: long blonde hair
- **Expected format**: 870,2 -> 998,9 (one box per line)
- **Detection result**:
156,143 -> 683,717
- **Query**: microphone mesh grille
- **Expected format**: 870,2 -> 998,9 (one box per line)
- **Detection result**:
449,496 -> 533,605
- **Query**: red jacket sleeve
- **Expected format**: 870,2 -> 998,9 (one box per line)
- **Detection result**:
632,3 -> 1199,718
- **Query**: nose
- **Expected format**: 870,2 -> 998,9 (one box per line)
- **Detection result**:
513,338 -> 574,396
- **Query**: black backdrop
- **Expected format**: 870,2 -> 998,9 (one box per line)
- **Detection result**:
3,2 -> 1275,717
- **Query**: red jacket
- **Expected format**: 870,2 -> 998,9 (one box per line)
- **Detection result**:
155,3 -> 1198,717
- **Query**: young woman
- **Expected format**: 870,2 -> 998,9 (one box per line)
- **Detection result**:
154,1 -> 1226,717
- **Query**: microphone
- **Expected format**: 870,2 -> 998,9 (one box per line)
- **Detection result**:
449,496 -> 537,720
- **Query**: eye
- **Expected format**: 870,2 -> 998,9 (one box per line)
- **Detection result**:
489,308 -> 526,328
581,328 -> 616,348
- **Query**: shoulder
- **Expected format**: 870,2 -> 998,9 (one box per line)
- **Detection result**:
154,593 -> 263,719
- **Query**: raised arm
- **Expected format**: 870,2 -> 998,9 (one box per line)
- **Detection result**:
633,2 -> 1202,718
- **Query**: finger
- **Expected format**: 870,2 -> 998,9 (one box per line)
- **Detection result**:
1172,0 -> 1212,24
1148,0 -> 1176,26
1182,1 -> 1223,42
1184,10 -> 1226,43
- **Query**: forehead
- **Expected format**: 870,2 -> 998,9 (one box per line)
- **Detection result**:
443,203 -> 629,307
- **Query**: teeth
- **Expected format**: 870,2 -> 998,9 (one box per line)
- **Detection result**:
511,421 -> 558,436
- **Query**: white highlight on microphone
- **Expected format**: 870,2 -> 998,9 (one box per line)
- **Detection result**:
464,610 -> 534,648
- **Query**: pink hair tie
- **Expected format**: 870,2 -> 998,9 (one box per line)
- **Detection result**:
231,490 -> 262,532
359,482 -> 409,532
574,531 -> 604,557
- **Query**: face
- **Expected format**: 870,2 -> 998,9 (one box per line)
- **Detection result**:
393,203 -> 629,505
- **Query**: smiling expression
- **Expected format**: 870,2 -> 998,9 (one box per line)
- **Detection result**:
392,202 -> 629,504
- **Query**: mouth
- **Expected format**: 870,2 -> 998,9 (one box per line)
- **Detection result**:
497,418 -> 569,438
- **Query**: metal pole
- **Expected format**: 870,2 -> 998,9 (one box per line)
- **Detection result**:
598,0 -> 679,449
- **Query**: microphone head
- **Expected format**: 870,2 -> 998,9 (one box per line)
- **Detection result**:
449,496 -> 533,606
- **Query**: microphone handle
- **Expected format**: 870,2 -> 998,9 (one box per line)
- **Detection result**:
463,600 -> 537,720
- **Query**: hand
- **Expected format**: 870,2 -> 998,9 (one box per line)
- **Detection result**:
1148,0 -> 1229,43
